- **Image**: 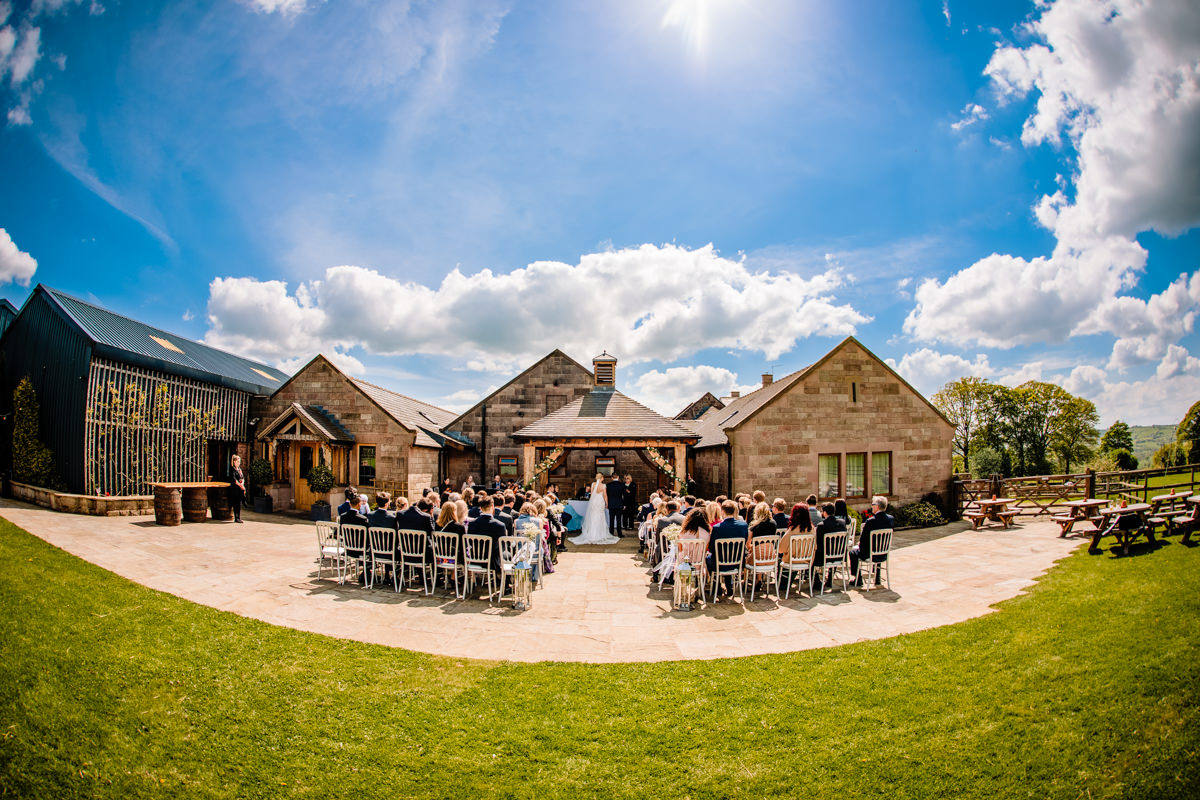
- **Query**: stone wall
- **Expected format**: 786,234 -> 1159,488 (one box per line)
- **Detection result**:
444,351 -> 593,486
727,340 -> 954,508
252,357 -> 420,491
11,481 -> 154,516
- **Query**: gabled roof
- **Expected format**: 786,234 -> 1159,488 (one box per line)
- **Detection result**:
268,354 -> 457,449
258,402 -> 355,444
689,337 -> 953,449
33,285 -> 288,395
512,388 -> 698,441
674,391 -> 725,421
445,349 -> 593,429
350,376 -> 457,449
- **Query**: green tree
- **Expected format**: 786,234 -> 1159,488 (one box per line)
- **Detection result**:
932,376 -> 990,474
1175,401 -> 1200,463
1152,441 -> 1189,468
1051,396 -> 1099,473
1110,448 -> 1138,470
11,377 -> 58,488
1099,420 -> 1134,454
1005,381 -> 1073,476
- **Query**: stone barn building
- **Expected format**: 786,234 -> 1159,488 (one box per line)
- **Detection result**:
251,355 -> 458,511
684,337 -> 954,507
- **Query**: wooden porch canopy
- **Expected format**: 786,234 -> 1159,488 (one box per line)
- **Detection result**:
511,388 -> 698,489
256,402 -> 355,468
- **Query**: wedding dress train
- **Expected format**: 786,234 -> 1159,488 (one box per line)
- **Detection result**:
569,480 -> 620,546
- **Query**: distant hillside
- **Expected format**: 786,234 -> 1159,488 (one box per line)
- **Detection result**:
1129,424 -> 1176,465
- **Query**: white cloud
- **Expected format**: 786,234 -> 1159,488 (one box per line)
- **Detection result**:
950,102 -> 988,132
630,365 -> 758,417
239,0 -> 310,16
0,228 -> 37,286
435,385 -> 498,415
203,243 -> 869,372
942,1 -> 951,27
885,348 -> 993,397
1069,357 -> 1200,426
906,0 -> 1200,358
1062,364 -> 1107,398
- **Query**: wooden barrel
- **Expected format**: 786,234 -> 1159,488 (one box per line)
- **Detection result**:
208,486 -> 233,521
153,486 -> 182,526
181,488 -> 209,523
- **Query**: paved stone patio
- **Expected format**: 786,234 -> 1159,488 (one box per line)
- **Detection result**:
0,499 -> 1081,663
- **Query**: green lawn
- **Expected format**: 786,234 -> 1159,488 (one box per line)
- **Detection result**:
1,516 -> 1198,799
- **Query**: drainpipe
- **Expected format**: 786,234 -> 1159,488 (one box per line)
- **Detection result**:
726,443 -> 733,498
480,404 -> 488,482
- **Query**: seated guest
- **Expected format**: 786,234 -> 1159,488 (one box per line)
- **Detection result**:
396,496 -> 434,533
806,494 -> 822,527
337,487 -> 360,517
466,495 -> 507,574
367,492 -> 397,529
704,501 -> 722,528
463,487 -> 478,518
492,494 -> 515,535
746,502 -> 779,592
461,475 -> 476,492
680,506 -> 711,539
434,500 -> 466,567
532,499 -> 556,574
651,499 -> 687,567
812,502 -> 847,593
850,495 -> 895,586
777,502 -> 814,588
771,498 -> 790,530
338,495 -> 370,584
737,494 -> 753,521
681,495 -> 697,516
393,496 -> 410,513
706,500 -> 749,597
751,490 -> 767,510
833,498 -> 851,528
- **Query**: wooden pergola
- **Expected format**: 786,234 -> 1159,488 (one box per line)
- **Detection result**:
518,437 -> 694,492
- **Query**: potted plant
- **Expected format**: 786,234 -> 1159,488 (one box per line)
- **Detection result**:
249,458 -> 274,513
306,463 -> 336,521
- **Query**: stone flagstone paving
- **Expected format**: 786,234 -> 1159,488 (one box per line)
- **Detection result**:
0,499 -> 1081,663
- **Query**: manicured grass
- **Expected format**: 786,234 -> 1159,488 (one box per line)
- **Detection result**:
1,517 -> 1198,799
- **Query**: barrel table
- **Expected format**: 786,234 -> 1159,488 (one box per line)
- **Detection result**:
149,482 -> 234,526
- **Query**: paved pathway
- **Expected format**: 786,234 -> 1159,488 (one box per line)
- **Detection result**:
1,500 -> 1080,663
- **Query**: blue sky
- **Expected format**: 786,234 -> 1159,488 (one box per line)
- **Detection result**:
1,0 -> 1197,425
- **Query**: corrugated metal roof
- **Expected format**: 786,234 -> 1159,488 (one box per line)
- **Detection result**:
689,366 -> 810,448
350,377 -> 457,449
512,388 -> 698,440
42,286 -> 287,395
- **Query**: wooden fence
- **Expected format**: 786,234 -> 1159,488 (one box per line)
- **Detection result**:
953,464 -> 1200,518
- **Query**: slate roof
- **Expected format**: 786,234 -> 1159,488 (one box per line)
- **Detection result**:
350,377 -> 457,449
673,391 -> 725,421
512,388 -> 698,441
688,367 -> 810,449
39,285 -> 287,395
259,402 -> 355,444
444,349 -> 593,429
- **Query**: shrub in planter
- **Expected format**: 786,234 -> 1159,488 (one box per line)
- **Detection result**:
13,377 -> 60,489
895,501 -> 946,529
248,458 -> 274,496
306,463 -> 335,520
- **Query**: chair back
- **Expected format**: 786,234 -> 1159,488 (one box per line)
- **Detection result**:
462,534 -> 492,573
823,530 -> 849,563
315,521 -> 339,548
499,535 -> 530,567
788,532 -> 816,566
339,523 -> 367,555
713,538 -> 745,574
368,526 -> 396,561
845,517 -> 859,540
431,531 -> 459,568
869,528 -> 893,562
676,537 -> 707,568
747,535 -> 779,568
398,529 -> 427,565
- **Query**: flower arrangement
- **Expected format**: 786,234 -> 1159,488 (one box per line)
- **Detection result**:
549,502 -> 565,516
644,447 -> 683,491
522,446 -> 565,490
519,521 -> 543,541
660,522 -> 683,544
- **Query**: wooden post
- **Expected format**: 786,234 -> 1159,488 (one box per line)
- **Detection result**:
1085,468 -> 1095,500
673,443 -> 687,493
522,442 -> 535,488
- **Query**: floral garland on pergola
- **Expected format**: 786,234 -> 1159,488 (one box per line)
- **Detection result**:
522,446 -> 565,489
644,447 -> 683,490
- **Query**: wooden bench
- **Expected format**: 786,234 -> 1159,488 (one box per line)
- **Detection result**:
997,511 -> 1017,527
964,510 -> 985,530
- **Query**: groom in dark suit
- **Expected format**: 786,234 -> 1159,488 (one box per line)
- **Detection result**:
606,474 -> 626,537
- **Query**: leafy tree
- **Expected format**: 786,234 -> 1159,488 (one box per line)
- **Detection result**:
1152,441 -> 1189,469
971,447 -> 1005,479
1099,420 -> 1134,454
1002,381 -> 1073,476
12,377 -> 58,488
1051,396 -> 1099,473
932,376 -> 990,474
1110,448 -> 1138,471
1175,401 -> 1200,462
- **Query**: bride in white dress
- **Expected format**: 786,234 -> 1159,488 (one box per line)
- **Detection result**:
569,473 -> 620,546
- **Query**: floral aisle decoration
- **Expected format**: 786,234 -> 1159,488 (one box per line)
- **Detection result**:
660,522 -> 683,546
644,447 -> 683,491
522,446 -> 565,490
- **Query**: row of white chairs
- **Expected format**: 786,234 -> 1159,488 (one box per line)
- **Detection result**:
315,522 -> 542,604
662,526 -> 893,603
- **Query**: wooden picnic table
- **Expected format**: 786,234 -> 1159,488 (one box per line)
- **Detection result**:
1092,503 -> 1153,555
149,481 -> 234,526
1054,498 -> 1108,537
1147,491 -> 1194,537
964,498 -> 1017,529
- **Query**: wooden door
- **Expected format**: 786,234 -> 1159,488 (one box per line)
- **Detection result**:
293,444 -> 318,510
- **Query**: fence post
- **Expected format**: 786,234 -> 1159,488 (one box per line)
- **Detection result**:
1085,468 -> 1095,500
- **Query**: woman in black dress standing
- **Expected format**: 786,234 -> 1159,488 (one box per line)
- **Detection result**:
229,454 -> 246,523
